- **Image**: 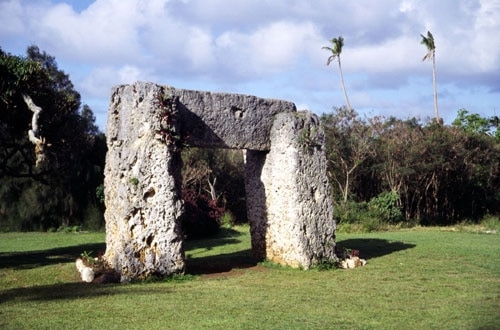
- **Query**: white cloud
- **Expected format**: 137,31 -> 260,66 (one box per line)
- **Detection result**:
470,0 -> 500,72
38,0 -> 145,62
1,0 -> 499,128
81,64 -> 157,98
184,27 -> 216,72
0,0 -> 25,37
214,21 -> 321,79
347,36 -> 423,74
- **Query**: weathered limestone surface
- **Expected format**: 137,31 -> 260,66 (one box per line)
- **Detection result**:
245,112 -> 336,268
105,83 -> 185,281
104,81 -> 335,280
175,89 -> 296,150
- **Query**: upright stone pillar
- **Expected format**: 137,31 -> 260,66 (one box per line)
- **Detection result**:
104,82 -> 185,281
244,150 -> 268,259
246,112 -> 336,268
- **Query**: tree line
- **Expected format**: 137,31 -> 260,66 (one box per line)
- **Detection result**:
322,107 -> 499,226
1,46 -> 498,233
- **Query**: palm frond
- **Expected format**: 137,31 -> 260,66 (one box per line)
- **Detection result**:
420,30 -> 436,61
422,52 -> 432,62
325,55 -> 336,66
420,31 -> 435,51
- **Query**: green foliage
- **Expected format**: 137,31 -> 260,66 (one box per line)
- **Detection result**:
297,121 -> 320,152
182,148 -> 247,224
326,110 -> 500,226
321,107 -> 376,203
452,108 -> 499,141
80,250 -> 95,264
220,211 -> 236,227
420,30 -> 436,59
81,203 -> 105,231
334,199 -> 393,233
180,147 -> 247,239
95,184 -> 105,204
368,191 -> 403,223
313,258 -> 338,271
57,225 -> 81,233
0,46 -> 106,231
334,199 -> 368,224
481,215 -> 500,232
79,249 -> 113,277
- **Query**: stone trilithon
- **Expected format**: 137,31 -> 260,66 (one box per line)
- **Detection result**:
104,82 -> 336,281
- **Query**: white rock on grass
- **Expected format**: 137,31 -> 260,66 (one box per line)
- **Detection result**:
340,257 -> 367,269
75,258 -> 85,272
80,267 -> 95,283
75,258 -> 95,282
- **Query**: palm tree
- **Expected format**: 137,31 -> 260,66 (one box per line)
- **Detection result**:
420,31 -> 440,124
323,36 -> 352,110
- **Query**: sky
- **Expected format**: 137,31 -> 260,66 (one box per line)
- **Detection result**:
1,0 -> 499,131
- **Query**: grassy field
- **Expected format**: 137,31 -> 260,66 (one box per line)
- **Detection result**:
0,226 -> 498,329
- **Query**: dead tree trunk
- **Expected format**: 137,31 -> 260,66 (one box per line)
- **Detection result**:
22,94 -> 46,166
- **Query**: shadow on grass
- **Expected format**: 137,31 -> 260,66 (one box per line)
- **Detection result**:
183,227 -> 244,251
0,227 -> 243,271
184,227 -> 258,275
0,243 -> 106,270
0,282 -> 123,304
185,249 -> 258,275
336,238 -> 416,259
0,281 -> 179,304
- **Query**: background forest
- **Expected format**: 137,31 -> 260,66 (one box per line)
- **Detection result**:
1,46 -> 499,233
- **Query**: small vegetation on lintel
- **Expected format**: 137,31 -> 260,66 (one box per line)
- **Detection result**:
155,88 -> 188,151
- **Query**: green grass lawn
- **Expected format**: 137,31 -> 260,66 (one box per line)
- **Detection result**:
0,226 -> 498,329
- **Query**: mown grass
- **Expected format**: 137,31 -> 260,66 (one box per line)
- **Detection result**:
0,225 -> 498,329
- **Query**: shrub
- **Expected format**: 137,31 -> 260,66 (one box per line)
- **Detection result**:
82,203 -> 105,231
481,215 -> 500,232
334,200 -> 369,224
220,211 -> 236,227
368,191 -> 403,223
181,189 -> 224,239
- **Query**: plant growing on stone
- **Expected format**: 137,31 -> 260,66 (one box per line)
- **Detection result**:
298,126 -> 319,151
155,89 -> 187,151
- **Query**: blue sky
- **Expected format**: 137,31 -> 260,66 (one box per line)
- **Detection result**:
1,0 -> 499,130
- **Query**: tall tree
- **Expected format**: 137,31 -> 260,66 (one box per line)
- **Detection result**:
420,31 -> 440,124
321,107 -> 375,204
0,46 -> 105,231
323,36 -> 352,110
